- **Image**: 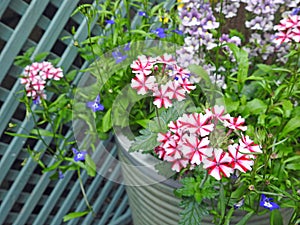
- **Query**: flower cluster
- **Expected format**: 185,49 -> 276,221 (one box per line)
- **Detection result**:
155,106 -> 262,180
20,62 -> 63,104
176,0 -> 242,89
130,54 -> 196,108
274,14 -> 300,45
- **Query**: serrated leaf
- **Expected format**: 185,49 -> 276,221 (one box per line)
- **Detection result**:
179,199 -> 209,225
177,177 -> 197,197
129,129 -> 159,152
63,211 -> 90,222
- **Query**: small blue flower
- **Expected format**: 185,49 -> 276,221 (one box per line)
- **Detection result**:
138,11 -> 147,17
123,42 -> 130,51
58,170 -> 64,179
105,19 -> 115,25
152,28 -> 166,38
259,194 -> 280,211
292,8 -> 300,15
72,148 -> 87,162
112,51 -> 127,63
172,29 -> 183,35
86,95 -> 104,112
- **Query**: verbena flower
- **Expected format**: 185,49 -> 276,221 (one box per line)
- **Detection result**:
259,194 -> 280,210
20,61 -> 63,103
155,106 -> 259,180
72,148 -> 87,162
86,95 -> 104,112
130,54 -> 196,108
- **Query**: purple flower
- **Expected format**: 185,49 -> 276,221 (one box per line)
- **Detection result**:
138,11 -> 147,17
112,51 -> 127,63
86,95 -> 104,112
292,8 -> 300,15
105,19 -> 115,25
152,28 -> 166,38
172,29 -> 183,35
259,194 -> 280,211
58,170 -> 64,179
72,148 -> 87,162
33,96 -> 41,105
123,42 -> 130,51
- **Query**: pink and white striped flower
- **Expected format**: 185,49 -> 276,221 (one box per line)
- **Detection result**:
228,144 -> 254,173
153,85 -> 173,108
223,115 -> 247,131
131,74 -> 156,95
274,14 -> 300,45
166,81 -> 186,101
168,156 -> 190,172
203,148 -> 234,180
157,53 -> 176,64
165,139 -> 183,159
239,134 -> 262,158
180,113 -> 214,137
182,135 -> 212,165
131,55 -> 153,75
178,78 -> 196,93
20,61 -> 64,103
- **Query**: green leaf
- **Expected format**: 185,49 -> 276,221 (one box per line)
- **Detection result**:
280,116 -> 300,138
129,128 -> 159,152
187,64 -> 211,84
102,108 -> 112,133
85,154 -> 96,177
63,211 -> 90,222
135,119 -> 150,128
270,210 -> 283,225
257,64 -> 274,73
246,98 -> 267,115
31,129 -> 64,139
281,100 -> 293,118
43,160 -> 63,173
34,52 -> 49,62
227,43 -> 249,90
5,131 -> 39,139
285,163 -> 300,170
179,199 -> 209,225
224,97 -> 239,113
219,184 -> 225,220
236,211 -> 255,225
177,177 -> 196,197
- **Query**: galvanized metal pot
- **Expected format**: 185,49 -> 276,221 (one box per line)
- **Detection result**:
116,133 -> 292,225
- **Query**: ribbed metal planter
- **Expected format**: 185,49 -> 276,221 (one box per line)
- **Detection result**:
116,133 -> 292,225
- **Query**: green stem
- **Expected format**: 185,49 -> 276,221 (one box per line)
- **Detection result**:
77,168 -> 93,212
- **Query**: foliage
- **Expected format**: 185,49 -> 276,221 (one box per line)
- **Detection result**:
8,0 -> 300,223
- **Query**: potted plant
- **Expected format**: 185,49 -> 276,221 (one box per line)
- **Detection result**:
112,1 -> 300,224
10,0 -> 300,224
